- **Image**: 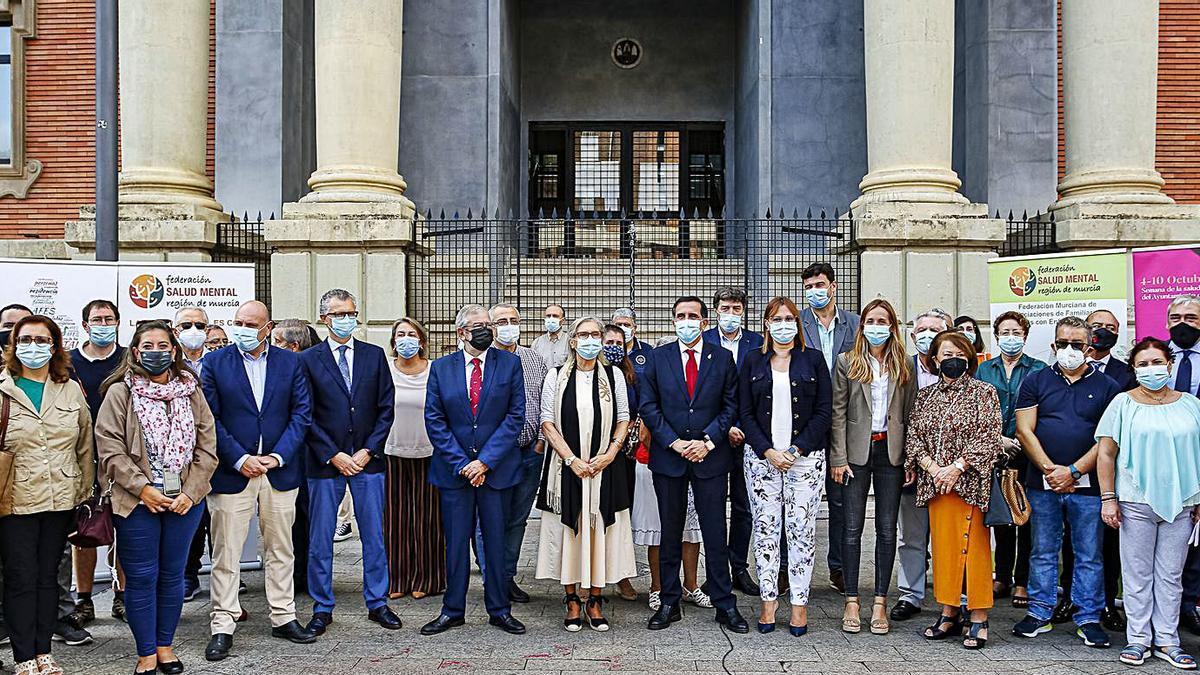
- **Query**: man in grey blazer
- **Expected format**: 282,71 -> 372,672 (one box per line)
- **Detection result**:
799,263 -> 860,593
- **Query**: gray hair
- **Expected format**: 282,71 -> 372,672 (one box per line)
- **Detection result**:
318,288 -> 357,316
174,306 -> 209,324
272,319 -> 314,350
612,307 -> 637,322
455,304 -> 489,329
1169,295 -> 1200,314
1055,315 -> 1093,341
489,303 -> 520,321
912,308 -> 951,331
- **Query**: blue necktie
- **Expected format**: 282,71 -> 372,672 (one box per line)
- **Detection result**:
1176,350 -> 1194,394
337,344 -> 352,391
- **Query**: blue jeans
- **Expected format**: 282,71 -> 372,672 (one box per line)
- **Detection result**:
307,472 -> 389,614
473,446 -> 541,582
1027,489 -> 1104,625
114,503 -> 205,657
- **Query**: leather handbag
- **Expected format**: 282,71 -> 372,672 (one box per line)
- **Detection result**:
69,483 -> 114,548
986,463 -> 1031,527
0,395 -> 13,504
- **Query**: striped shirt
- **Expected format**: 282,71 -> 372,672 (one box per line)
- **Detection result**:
514,345 -> 549,448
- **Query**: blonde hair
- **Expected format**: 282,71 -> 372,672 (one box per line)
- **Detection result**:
846,298 -> 912,386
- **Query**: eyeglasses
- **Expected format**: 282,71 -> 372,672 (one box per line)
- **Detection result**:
767,317 -> 798,325
177,321 -> 208,331
205,338 -> 230,348
493,318 -> 521,326
15,336 -> 53,346
463,322 -> 493,331
326,312 -> 359,320
86,317 -> 118,326
574,330 -> 603,340
1054,340 -> 1088,350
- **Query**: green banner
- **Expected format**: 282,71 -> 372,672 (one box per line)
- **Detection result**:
988,252 -> 1127,302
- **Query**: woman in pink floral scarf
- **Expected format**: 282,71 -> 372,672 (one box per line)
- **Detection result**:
95,320 -> 217,675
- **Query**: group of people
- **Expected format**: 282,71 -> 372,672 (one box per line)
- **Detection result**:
1,265 -> 1200,674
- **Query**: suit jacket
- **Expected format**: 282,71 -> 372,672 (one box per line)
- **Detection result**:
702,327 -> 765,368
424,348 -> 526,491
829,351 -> 917,467
738,347 -> 833,459
300,338 -> 395,479
200,345 -> 312,494
639,340 -> 738,479
1097,355 -> 1137,392
800,307 -> 860,380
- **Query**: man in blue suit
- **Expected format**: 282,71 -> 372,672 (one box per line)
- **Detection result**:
200,301 -> 317,661
422,304 -> 527,636
299,289 -> 399,635
702,287 -> 764,597
641,296 -> 749,633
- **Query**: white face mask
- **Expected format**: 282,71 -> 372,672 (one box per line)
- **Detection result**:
178,327 -> 206,351
1056,345 -> 1086,371
495,324 -> 520,346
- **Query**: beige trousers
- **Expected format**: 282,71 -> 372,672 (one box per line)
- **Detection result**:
208,475 -> 299,634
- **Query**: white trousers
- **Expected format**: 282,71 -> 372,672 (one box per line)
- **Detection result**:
743,449 -> 825,604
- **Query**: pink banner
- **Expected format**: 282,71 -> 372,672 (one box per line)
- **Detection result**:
1132,246 -> 1200,341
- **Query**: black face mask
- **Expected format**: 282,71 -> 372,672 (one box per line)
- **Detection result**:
1172,322 -> 1200,350
1090,327 -> 1118,352
938,357 -> 969,380
467,326 -> 493,352
138,350 -> 174,376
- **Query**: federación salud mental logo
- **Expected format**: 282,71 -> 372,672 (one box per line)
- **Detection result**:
1008,267 -> 1037,297
129,274 -> 165,309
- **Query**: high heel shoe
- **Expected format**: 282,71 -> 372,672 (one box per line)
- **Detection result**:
585,595 -> 609,632
563,593 -> 584,632
789,624 -> 808,637
757,621 -> 776,633
870,599 -> 891,635
963,621 -> 988,650
842,598 -> 862,634
923,613 -> 965,640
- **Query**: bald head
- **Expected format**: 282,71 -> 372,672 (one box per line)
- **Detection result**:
235,300 -> 270,327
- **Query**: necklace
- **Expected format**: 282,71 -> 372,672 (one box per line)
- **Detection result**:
1142,387 -> 1172,403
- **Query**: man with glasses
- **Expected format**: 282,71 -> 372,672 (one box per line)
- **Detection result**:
300,289 -> 399,634
206,326 -> 231,351
1011,316 -> 1121,649
612,308 -> 653,376
174,306 -> 211,374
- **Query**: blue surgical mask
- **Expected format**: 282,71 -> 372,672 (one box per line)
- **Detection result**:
717,312 -> 742,335
768,321 -> 798,345
230,325 -> 264,352
576,337 -> 602,361
914,330 -> 938,355
804,288 -> 831,309
1135,364 -> 1171,391
88,325 -> 117,347
620,325 -> 634,342
544,317 -> 561,333
395,336 -> 421,359
675,319 -> 702,345
496,325 -> 520,346
602,344 -> 625,365
998,335 -> 1025,357
864,325 -> 891,346
15,343 -> 52,369
330,316 -> 357,339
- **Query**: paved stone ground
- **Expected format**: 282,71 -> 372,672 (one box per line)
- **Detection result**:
49,511 -> 1182,674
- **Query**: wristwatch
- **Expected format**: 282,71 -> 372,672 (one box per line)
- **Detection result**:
1069,464 -> 1083,481
564,456 -> 576,468
952,459 -> 966,472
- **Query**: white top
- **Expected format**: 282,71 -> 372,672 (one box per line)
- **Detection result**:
540,367 -> 631,425
385,360 -> 434,458
770,368 -> 792,451
76,342 -> 117,362
869,355 -> 890,433
720,331 -> 742,364
532,332 -> 571,368
915,355 -> 938,390
233,348 -> 283,470
464,348 -> 488,395
326,337 -> 354,385
677,338 -> 702,371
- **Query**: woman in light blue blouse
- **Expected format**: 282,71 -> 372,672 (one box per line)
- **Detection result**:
1097,336 -> 1200,669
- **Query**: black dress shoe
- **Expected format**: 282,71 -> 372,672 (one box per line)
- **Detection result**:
1051,597 -> 1076,625
1182,606 -> 1200,636
715,606 -> 750,634
420,614 -> 465,636
732,570 -> 761,596
1101,605 -> 1126,632
648,603 -> 682,630
204,634 -> 232,662
305,612 -> 332,637
271,619 -> 318,644
829,568 -> 846,594
488,613 -> 526,635
368,606 -> 403,630
890,600 -> 921,622
509,580 -> 531,604
158,660 -> 184,675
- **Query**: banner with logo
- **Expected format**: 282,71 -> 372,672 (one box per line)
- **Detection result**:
1131,244 -> 1200,342
988,250 -> 1129,364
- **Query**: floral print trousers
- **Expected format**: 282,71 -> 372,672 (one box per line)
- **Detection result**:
743,448 -> 826,605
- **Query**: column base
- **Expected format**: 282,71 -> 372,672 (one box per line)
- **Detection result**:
1044,202 -> 1200,250
852,168 -> 969,208
302,166 -> 414,209
64,204 -> 230,261
119,167 -> 223,213
1053,169 -> 1172,210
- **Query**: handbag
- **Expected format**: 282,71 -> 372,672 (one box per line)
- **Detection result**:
985,463 -> 1031,527
0,394 -> 13,504
69,482 -> 114,548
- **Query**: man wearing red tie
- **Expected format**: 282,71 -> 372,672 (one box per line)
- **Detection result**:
639,296 -> 749,633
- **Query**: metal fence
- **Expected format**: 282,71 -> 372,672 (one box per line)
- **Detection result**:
999,209 -> 1059,257
407,208 -> 859,356
212,213 -> 274,310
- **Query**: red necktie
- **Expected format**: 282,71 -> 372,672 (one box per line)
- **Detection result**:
469,358 -> 483,414
685,349 -> 698,399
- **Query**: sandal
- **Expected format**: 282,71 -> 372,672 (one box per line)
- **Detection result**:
963,620 -> 989,650
1155,647 -> 1198,670
563,593 -> 584,632
923,613 -> 964,640
1011,594 -> 1029,609
585,595 -> 610,632
842,598 -> 862,634
870,599 -> 890,635
1121,644 -> 1151,666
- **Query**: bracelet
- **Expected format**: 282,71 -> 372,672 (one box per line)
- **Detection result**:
1100,491 -> 1117,497
1100,496 -> 1118,503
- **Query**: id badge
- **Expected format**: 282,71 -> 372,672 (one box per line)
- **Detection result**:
163,471 -> 182,498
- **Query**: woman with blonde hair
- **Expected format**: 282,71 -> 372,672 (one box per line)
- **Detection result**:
830,298 -> 916,636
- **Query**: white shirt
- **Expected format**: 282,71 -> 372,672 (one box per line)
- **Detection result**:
386,361 -> 434,458
720,330 -> 742,364
915,355 -> 938,390
531,331 -> 570,368
464,347 -> 488,395
327,336 -> 354,385
76,342 -> 117,362
233,347 -> 284,471
869,356 -> 890,432
770,368 -> 792,451
678,337 -> 703,371
1089,353 -> 1112,368
539,366 -> 631,424
1170,341 -> 1200,395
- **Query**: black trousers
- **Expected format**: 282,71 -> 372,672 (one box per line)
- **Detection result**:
0,510 -> 74,664
1060,521 -> 1120,606
727,453 -> 752,577
184,501 -> 210,580
654,470 -> 735,611
994,522 -> 1032,588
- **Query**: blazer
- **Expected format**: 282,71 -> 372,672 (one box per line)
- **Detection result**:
94,376 -> 218,518
639,340 -> 738,479
424,348 -> 526,491
0,375 -> 94,517
200,345 -> 312,494
1097,355 -> 1137,392
829,351 -> 917,467
300,339 -> 395,479
800,307 -> 860,380
737,347 -> 833,459
702,327 -> 765,367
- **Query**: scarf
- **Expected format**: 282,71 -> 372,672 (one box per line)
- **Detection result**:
126,371 -> 198,480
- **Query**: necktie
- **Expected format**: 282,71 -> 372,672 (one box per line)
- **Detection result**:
336,345 -> 352,391
469,358 -> 483,415
685,349 -> 698,399
1176,350 -> 1194,394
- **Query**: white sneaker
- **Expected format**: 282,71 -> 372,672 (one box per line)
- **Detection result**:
683,587 -> 713,608
333,521 -> 353,542
648,590 -> 661,611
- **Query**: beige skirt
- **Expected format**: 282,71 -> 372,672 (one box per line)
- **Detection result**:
535,505 -> 637,588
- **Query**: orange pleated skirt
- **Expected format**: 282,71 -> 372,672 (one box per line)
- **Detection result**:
928,493 -> 993,610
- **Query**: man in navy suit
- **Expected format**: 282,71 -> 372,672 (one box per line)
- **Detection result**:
702,287 -> 764,597
641,296 -> 749,633
421,304 -> 527,636
299,289 -> 399,635
200,301 -> 317,661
